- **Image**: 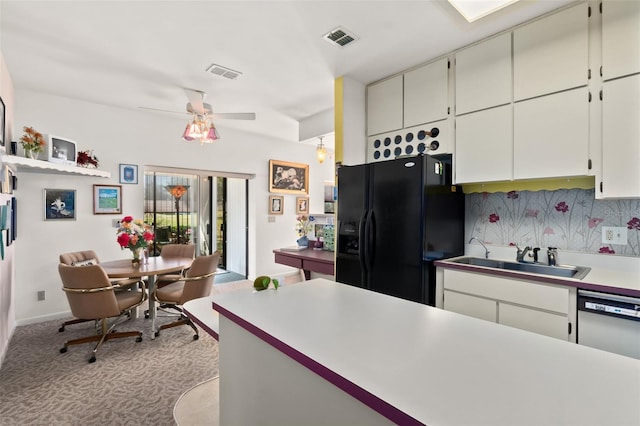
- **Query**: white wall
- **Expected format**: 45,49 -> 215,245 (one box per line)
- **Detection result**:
13,89 -> 334,324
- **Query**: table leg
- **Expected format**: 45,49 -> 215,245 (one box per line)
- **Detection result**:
148,275 -> 157,339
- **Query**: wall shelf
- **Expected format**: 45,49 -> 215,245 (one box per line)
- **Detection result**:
1,154 -> 111,178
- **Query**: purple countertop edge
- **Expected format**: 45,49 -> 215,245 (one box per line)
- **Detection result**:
434,259 -> 640,298
213,301 -> 424,426
183,305 -> 219,341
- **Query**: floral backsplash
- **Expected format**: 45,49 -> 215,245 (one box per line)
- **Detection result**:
466,189 -> 640,257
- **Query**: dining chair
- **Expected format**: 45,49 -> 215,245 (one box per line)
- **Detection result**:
58,263 -> 147,363
152,252 -> 220,340
58,250 -> 142,332
156,243 -> 197,286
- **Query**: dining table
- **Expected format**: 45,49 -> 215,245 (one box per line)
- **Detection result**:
100,256 -> 193,339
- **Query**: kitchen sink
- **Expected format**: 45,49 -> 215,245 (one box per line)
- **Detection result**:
448,257 -> 591,280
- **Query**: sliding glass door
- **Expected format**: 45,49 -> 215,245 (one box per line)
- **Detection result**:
143,169 -> 247,276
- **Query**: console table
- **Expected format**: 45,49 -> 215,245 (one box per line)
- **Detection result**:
273,248 -> 334,279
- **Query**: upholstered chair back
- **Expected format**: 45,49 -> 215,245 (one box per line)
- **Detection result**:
58,264 -> 121,320
160,244 -> 196,260
179,252 -> 220,305
59,250 -> 100,266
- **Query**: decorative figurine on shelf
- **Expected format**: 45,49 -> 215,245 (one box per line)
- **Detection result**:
19,126 -> 46,160
76,150 -> 99,168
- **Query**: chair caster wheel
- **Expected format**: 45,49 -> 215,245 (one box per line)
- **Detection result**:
59,326 -> 65,332
136,336 -> 143,343
154,331 -> 160,338
144,313 -> 150,319
193,335 -> 199,340
60,347 -> 67,354
88,356 -> 96,363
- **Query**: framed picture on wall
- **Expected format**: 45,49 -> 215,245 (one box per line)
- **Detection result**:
296,196 -> 309,214
269,159 -> 309,194
44,188 -> 76,221
269,195 -> 284,215
119,164 -> 138,184
93,184 -> 122,214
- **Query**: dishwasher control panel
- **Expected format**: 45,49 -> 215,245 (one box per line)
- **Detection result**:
578,291 -> 640,323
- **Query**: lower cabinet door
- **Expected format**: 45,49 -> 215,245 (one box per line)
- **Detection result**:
443,290 -> 497,322
498,302 -> 568,341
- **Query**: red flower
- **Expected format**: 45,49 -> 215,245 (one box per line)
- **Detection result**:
599,246 -> 615,254
628,217 -> 640,230
489,213 -> 500,223
122,216 -> 133,223
588,217 -> 604,229
143,231 -> 154,242
555,202 -> 569,213
117,233 -> 131,248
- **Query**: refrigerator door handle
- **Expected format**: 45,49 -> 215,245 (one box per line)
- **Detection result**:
364,210 -> 375,273
358,210 -> 368,270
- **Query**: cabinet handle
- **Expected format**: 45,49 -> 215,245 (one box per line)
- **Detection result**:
588,92 -> 592,102
568,322 -> 572,335
600,90 -> 603,101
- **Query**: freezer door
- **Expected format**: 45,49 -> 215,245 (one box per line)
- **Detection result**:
336,164 -> 368,287
368,157 -> 425,302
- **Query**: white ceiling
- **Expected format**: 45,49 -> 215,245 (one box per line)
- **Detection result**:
0,0 -> 574,146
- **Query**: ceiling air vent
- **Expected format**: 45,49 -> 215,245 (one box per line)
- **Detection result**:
323,26 -> 358,47
206,64 -> 242,80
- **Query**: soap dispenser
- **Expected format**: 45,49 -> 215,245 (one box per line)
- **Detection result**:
547,247 -> 558,266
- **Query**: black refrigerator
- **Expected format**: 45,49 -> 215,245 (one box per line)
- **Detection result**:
336,154 -> 464,306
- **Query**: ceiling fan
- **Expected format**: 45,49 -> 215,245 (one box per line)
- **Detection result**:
139,89 -> 255,143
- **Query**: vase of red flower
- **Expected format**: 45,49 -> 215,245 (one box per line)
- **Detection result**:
116,216 -> 154,265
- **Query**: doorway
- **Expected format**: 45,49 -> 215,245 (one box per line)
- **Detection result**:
143,168 -> 248,278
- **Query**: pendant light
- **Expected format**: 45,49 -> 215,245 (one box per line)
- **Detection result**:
316,136 -> 327,164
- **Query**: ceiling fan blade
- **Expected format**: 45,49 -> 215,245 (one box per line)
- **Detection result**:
212,112 -> 256,120
139,106 -> 189,115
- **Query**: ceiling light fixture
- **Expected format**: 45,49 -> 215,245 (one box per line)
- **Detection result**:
447,0 -> 520,22
316,136 -> 327,164
182,114 -> 220,144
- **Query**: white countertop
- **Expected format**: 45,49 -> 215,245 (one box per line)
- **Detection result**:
213,279 -> 640,425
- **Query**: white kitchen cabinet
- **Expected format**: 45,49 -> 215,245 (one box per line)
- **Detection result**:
455,105 -> 512,183
602,0 -> 640,81
498,302 -> 569,341
443,290 -> 497,322
513,3 -> 589,101
403,58 -> 449,128
442,268 -> 573,341
514,88 -> 589,180
601,74 -> 640,198
455,33 -> 511,115
367,75 -> 403,136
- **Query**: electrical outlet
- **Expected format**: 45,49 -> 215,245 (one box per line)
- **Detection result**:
112,219 -> 121,228
602,226 -> 627,245
37,291 -> 45,301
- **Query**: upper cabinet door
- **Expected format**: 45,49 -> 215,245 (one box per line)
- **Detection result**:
602,0 -> 640,81
513,3 -> 589,101
455,33 -> 512,115
367,75 -> 403,136
601,74 -> 640,198
514,88 -> 589,180
403,58 -> 449,128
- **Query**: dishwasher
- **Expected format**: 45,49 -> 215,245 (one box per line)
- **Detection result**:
577,290 -> 640,359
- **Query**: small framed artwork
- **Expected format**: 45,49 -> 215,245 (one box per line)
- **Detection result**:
93,184 -> 122,215
44,188 -> 76,221
296,196 -> 309,214
119,164 -> 138,184
269,195 -> 284,215
0,96 -> 5,148
269,159 -> 309,194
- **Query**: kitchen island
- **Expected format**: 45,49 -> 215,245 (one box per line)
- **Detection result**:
212,278 -> 640,425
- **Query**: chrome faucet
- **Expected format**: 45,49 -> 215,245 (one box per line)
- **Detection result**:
516,245 -> 532,263
469,237 -> 490,259
547,247 -> 558,266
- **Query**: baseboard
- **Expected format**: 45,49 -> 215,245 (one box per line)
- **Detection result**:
16,310 -> 72,326
0,323 -> 16,369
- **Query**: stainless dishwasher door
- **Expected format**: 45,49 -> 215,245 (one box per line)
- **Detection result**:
577,290 -> 640,359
